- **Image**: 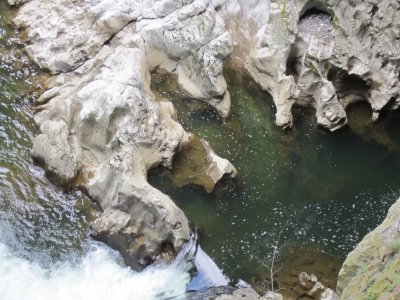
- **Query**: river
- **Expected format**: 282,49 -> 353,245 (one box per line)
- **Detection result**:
2,1 -> 400,298
150,68 -> 400,290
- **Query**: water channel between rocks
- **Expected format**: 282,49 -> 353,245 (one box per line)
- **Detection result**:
150,68 -> 400,290
2,1 -> 400,297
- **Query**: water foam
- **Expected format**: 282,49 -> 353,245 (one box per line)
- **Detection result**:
0,240 -> 191,300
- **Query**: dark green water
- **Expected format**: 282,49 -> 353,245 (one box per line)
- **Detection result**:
2,0 -> 400,292
0,2 -> 96,266
150,69 -> 400,283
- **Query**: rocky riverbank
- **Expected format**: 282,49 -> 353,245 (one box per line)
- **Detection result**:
10,0 -> 237,269
7,0 -> 400,299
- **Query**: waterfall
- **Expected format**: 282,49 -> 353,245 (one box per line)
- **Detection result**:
0,239 -> 191,300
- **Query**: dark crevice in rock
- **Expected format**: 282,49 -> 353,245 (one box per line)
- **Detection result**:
329,69 -> 370,106
299,1 -> 332,20
285,42 -> 302,84
371,5 -> 379,18
299,7 -> 332,21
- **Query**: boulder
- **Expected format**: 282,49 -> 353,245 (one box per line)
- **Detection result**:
297,272 -> 339,300
187,286 -> 282,300
15,0 -> 237,268
337,199 -> 400,299
32,41 -> 191,269
170,136 -> 237,193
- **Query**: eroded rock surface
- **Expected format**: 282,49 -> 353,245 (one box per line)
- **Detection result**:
187,286 -> 282,300
7,0 -> 29,6
13,0 -> 236,268
227,0 -> 400,131
297,272 -> 339,300
170,136 -> 237,193
337,199 -> 400,300
14,0 -> 232,117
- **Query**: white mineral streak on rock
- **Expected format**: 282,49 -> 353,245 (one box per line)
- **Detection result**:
15,0 -> 236,268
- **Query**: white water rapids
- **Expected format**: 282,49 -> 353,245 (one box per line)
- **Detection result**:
0,239 -> 191,300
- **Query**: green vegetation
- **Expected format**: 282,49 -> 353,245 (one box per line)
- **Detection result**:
388,240 -> 400,253
280,0 -> 289,26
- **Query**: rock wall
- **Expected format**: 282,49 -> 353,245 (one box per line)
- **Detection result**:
11,0 -> 236,269
337,199 -> 400,299
219,0 -> 400,131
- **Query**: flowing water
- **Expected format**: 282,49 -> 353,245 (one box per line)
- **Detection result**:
0,3 -> 190,299
3,0 -> 400,297
150,70 -> 400,288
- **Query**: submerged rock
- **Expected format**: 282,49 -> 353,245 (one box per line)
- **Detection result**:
170,136 -> 237,193
12,0 -> 236,269
297,272 -> 338,300
337,199 -> 400,299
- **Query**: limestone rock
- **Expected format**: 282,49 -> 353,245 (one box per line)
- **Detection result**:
138,0 -> 233,117
187,286 -> 281,300
14,0 -> 141,74
299,272 -> 318,290
215,0 -> 269,66
239,0 -> 400,131
321,288 -> 339,300
170,136 -> 237,193
337,199 -> 400,300
15,0 -> 232,117
262,291 -> 284,300
297,272 -> 339,300
31,41 -> 191,269
7,0 -> 30,5
15,0 -> 236,268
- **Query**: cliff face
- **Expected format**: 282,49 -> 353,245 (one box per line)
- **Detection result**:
337,199 -> 400,299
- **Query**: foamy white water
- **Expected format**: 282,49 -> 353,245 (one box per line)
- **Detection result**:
0,240 -> 191,300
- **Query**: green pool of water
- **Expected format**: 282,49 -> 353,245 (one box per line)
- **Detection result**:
150,68 -> 400,284
2,0 -> 400,290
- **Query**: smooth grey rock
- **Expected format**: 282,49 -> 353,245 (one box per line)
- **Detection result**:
321,288 -> 339,300
187,287 -> 278,300
201,139 -> 237,187
32,42 -> 191,268
17,0 -> 237,269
